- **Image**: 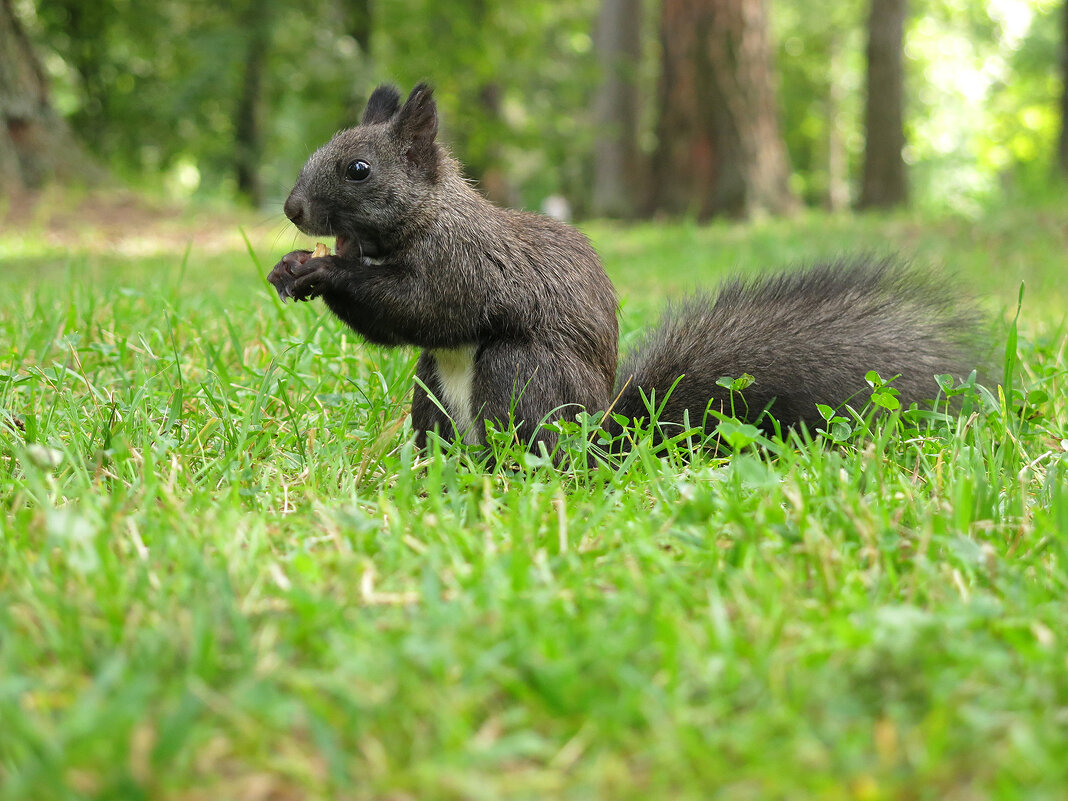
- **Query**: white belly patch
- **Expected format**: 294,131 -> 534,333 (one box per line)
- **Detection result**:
430,346 -> 479,443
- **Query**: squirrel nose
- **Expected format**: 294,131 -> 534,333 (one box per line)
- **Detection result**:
283,193 -> 305,226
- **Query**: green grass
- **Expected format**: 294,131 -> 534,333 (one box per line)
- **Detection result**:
1,196 -> 1067,800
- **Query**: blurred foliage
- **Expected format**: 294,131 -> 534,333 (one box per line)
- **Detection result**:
14,0 -> 1068,214
773,0 -> 867,206
905,0 -> 1064,211
373,0 -> 600,209
774,0 -> 1065,213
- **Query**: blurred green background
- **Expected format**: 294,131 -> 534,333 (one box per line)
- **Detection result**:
3,7 -> 1068,798
2,0 -> 1066,219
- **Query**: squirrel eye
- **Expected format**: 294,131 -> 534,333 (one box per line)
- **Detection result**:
346,160 -> 371,182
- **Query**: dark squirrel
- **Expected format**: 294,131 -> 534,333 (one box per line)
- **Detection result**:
268,83 -> 983,454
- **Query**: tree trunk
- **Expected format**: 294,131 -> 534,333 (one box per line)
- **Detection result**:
339,0 -> 376,133
591,0 -> 642,218
474,82 -> 517,207
346,0 -> 372,56
649,0 -> 796,219
234,0 -> 271,206
0,0 -> 86,194
858,0 -> 908,209
1058,0 -> 1068,177
826,35 -> 849,211
51,0 -> 112,154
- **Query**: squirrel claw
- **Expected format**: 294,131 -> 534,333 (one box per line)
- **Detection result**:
268,249 -> 320,302
289,267 -> 328,301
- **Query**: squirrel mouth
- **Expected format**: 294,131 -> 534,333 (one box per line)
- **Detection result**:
334,233 -> 382,260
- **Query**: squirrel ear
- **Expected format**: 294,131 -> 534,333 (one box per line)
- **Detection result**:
362,84 -> 401,125
394,82 -> 439,177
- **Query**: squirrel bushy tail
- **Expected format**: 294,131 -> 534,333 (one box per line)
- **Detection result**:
609,256 -> 984,442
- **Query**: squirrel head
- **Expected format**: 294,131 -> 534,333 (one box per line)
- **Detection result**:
283,83 -> 443,254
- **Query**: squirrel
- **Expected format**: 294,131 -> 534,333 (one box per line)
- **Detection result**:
268,83 -> 983,455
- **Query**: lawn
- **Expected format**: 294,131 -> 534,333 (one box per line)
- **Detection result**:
1,193 -> 1067,800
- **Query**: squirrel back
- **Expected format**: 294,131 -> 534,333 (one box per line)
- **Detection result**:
269,84 -> 986,456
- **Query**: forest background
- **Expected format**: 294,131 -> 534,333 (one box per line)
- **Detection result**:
3,0 -> 1068,221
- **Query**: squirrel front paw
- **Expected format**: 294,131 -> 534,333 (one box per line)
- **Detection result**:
267,250 -> 335,302
267,250 -> 310,301
288,255 -> 337,302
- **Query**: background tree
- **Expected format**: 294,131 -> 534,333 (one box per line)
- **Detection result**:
773,1 -> 865,210
0,0 -> 90,192
233,0 -> 272,205
649,0 -> 797,219
826,35 -> 850,210
591,0 -> 643,218
340,0 -> 373,123
858,0 -> 908,209
1059,0 -> 1068,176
4,0 -> 1066,214
33,0 -> 112,155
